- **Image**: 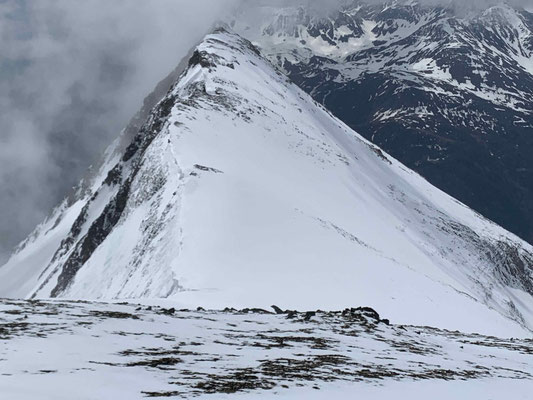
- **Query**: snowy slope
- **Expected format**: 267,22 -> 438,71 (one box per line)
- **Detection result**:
233,1 -> 533,247
0,29 -> 532,336
1,300 -> 532,399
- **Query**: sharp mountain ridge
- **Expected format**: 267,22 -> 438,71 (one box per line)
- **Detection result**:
0,29 -> 532,337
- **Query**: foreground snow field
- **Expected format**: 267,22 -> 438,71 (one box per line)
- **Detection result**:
1,299 -> 532,399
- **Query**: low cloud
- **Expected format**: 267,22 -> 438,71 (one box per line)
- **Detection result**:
248,0 -> 533,12
0,0 -> 237,263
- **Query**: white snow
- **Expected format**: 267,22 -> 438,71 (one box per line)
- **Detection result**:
227,379 -> 533,400
0,199 -> 86,298
1,300 -> 532,400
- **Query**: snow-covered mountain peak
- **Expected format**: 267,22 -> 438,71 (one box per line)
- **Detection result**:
1,29 -> 533,337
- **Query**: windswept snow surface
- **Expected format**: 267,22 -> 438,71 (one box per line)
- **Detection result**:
0,30 -> 533,337
1,300 -> 532,400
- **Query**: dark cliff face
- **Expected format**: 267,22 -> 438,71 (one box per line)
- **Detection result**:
259,2 -> 533,244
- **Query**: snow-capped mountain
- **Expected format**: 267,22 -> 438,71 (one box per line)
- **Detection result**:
0,29 -> 532,336
233,1 -> 533,247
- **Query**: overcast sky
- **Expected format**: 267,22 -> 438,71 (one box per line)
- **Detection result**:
0,0 -> 531,263
0,0 -> 239,263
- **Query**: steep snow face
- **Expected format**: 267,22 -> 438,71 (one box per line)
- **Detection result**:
233,1 -> 533,248
0,30 -> 532,336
